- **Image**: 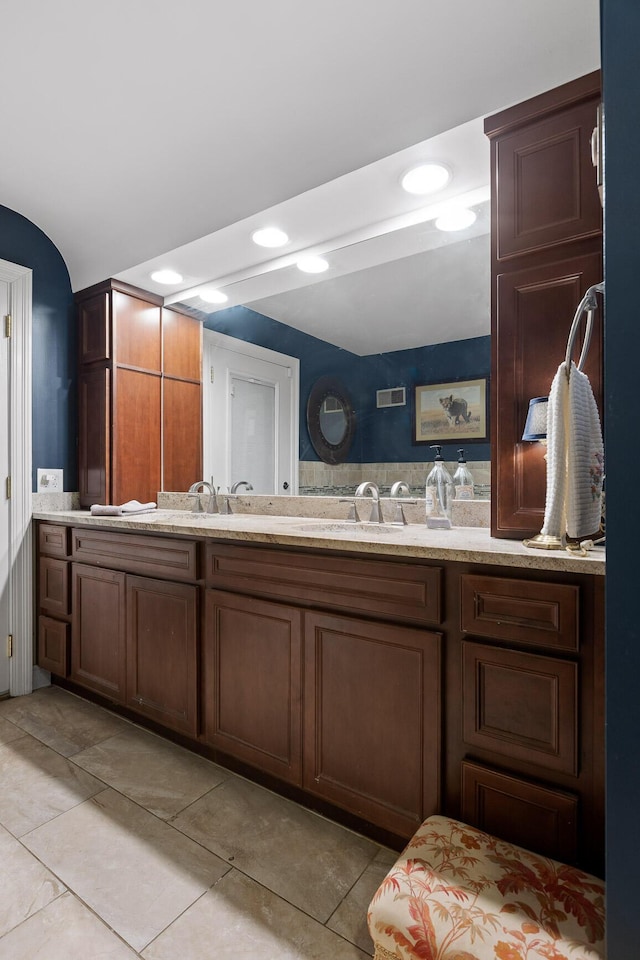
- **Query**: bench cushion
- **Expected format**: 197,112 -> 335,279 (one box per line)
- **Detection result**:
368,815 -> 604,960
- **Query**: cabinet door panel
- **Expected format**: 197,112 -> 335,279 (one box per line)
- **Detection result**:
462,640 -> 578,775
304,612 -> 441,837
39,557 -> 70,616
71,563 -> 126,701
163,378 -> 202,492
163,309 -> 202,381
113,292 -> 161,372
461,761 -> 578,863
78,366 -> 110,508
79,293 -> 110,364
38,522 -> 71,559
126,576 -> 198,736
493,252 -> 603,536
112,368 -> 161,506
38,616 -> 70,677
204,590 -> 302,784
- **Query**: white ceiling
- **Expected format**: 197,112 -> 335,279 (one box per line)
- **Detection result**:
2,0 -> 600,350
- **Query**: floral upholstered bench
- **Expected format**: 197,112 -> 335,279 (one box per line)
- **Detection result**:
367,816 -> 605,960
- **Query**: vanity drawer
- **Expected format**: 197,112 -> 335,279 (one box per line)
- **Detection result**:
462,640 -> 578,775
461,760 -> 578,863
39,557 -> 70,616
38,522 -> 71,559
205,544 -> 442,625
72,528 -> 198,581
460,574 -> 579,651
38,616 -> 70,677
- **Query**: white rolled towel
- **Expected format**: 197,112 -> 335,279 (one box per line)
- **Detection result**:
90,500 -> 157,516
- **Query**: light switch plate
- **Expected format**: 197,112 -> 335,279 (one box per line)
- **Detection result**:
37,468 -> 64,492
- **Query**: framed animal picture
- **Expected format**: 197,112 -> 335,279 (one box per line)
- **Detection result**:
412,377 -> 488,444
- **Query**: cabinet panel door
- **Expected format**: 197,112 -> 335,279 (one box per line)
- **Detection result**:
38,523 -> 71,559
126,576 -> 198,736
304,612 -> 441,838
71,563 -> 126,701
203,589 -> 302,784
494,97 -> 602,259
461,761 -> 578,863
79,293 -> 110,364
39,557 -> 70,616
493,252 -> 603,537
112,368 -> 161,506
113,292 -> 161,372
78,366 -> 110,508
38,615 -> 70,677
163,309 -> 202,381
462,640 -> 578,775
163,378 -> 202,492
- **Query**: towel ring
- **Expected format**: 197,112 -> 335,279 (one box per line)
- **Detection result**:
565,281 -> 605,374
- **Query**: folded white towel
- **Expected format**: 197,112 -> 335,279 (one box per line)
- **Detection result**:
540,361 -> 603,541
90,500 -> 157,517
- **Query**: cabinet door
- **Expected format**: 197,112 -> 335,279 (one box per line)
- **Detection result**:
79,292 -> 110,364
78,366 -> 110,508
203,589 -> 302,784
113,291 -> 161,372
39,557 -> 70,616
163,309 -> 202,381
112,368 -> 161,505
126,576 -> 198,736
304,611 -> 441,838
71,563 -> 126,701
163,378 -> 202,492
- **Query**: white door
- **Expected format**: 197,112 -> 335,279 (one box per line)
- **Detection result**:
203,331 -> 299,495
0,281 -> 10,695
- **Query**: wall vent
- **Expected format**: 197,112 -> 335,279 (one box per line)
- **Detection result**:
376,387 -> 406,409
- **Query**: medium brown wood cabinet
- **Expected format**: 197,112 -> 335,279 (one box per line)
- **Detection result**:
75,279 -> 202,507
485,72 -> 603,538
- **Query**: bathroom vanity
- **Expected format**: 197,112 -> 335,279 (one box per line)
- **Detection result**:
33,509 -> 605,876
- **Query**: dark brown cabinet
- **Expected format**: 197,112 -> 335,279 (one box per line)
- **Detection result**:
75,279 -> 202,507
126,576 -> 198,736
36,523 -> 72,678
485,72 -> 603,538
203,589 -> 303,784
71,563 -> 126,701
303,611 -> 441,837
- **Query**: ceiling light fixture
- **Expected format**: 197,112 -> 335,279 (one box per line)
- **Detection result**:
151,269 -> 183,284
435,208 -> 477,232
251,227 -> 289,248
199,288 -> 228,304
296,255 -> 329,274
401,163 -> 450,195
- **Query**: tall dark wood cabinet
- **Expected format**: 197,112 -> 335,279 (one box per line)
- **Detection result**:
76,279 -> 202,507
485,72 -> 603,539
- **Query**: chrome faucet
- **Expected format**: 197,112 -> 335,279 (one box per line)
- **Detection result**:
355,481 -> 384,523
389,480 -> 416,525
229,480 -> 253,494
187,480 -> 218,514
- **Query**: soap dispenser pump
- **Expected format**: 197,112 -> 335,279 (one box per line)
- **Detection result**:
453,449 -> 475,500
425,444 -> 455,521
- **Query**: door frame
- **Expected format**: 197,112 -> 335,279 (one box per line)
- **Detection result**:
0,258 -> 33,697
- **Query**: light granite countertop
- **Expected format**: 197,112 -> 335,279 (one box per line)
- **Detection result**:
32,507 -> 606,575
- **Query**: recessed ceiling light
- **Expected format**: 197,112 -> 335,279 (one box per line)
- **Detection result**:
297,255 -> 329,274
199,288 -> 228,304
401,163 -> 450,195
151,269 -> 183,284
435,208 -> 477,232
251,227 -> 289,248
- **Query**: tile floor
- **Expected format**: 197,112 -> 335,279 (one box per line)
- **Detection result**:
0,685 -> 397,959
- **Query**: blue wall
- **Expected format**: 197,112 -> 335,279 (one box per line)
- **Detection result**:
602,1 -> 640,953
0,206 -> 76,491
204,305 -> 491,463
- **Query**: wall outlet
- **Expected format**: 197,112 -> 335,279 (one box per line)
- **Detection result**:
37,468 -> 64,492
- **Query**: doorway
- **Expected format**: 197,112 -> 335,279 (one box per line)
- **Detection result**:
0,258 -> 33,698
203,330 -> 299,496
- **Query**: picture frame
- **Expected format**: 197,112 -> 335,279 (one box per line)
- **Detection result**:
412,377 -> 488,444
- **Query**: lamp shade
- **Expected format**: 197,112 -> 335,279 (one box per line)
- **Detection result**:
522,396 -> 549,441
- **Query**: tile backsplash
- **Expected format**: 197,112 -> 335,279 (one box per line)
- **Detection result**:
298,461 -> 491,499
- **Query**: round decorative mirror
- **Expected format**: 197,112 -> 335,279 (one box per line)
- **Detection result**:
306,376 -> 356,464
